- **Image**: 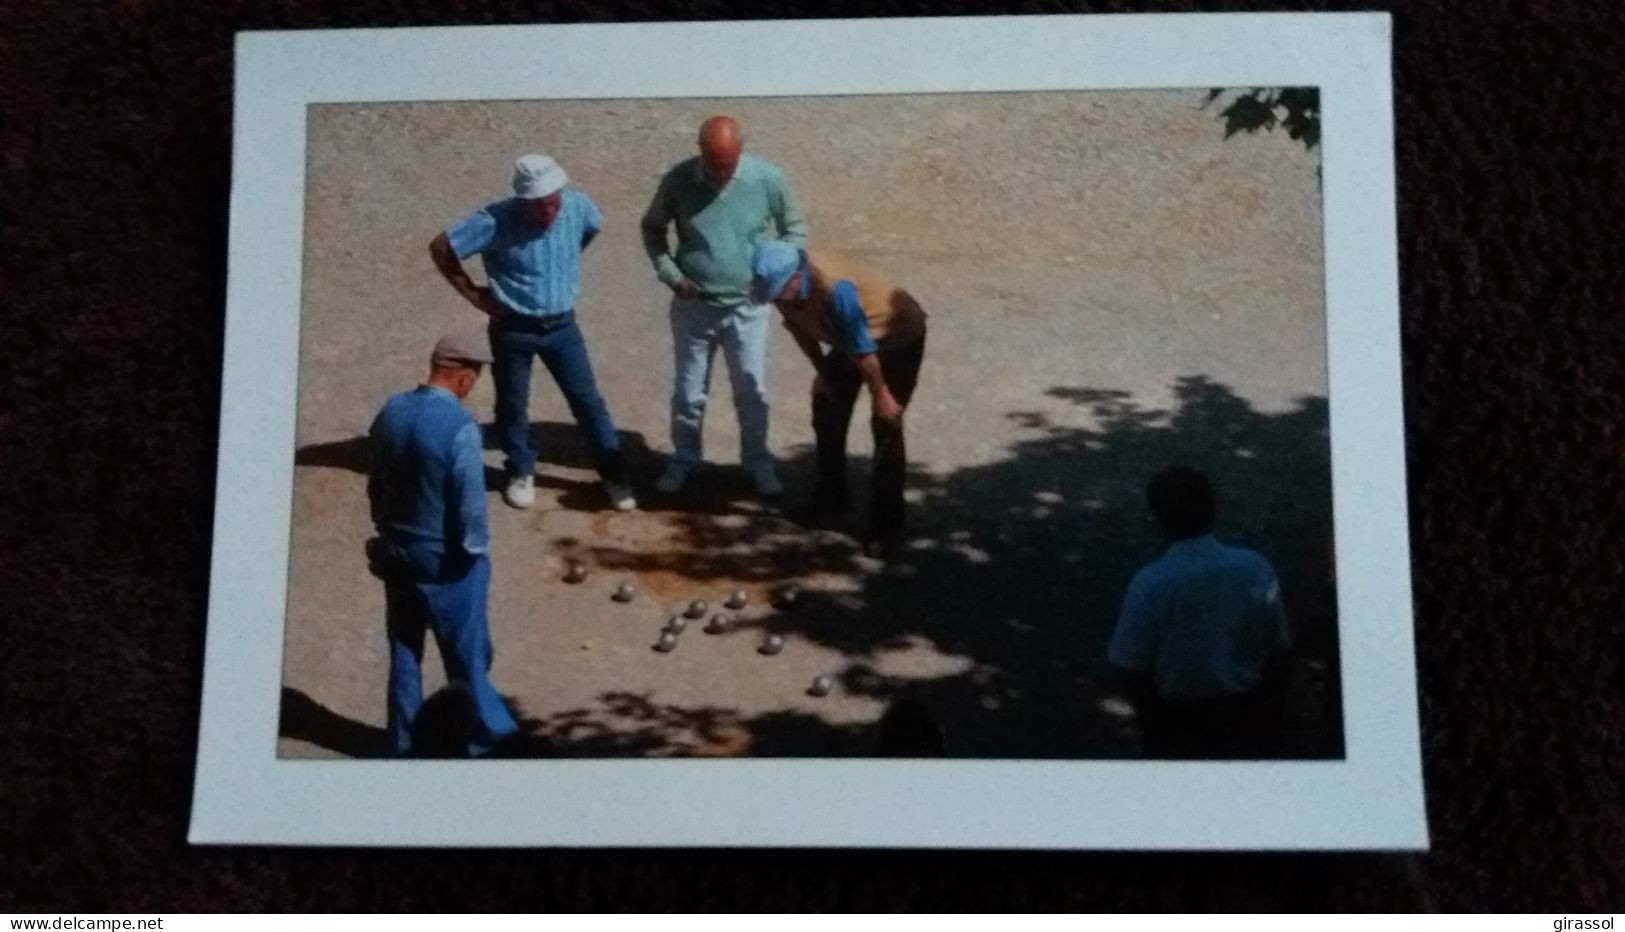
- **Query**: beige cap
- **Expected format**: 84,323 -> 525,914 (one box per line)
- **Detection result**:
430,327 -> 494,367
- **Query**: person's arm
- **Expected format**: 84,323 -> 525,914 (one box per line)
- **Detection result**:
1257,565 -> 1293,701
366,413 -> 386,529
783,322 -> 836,398
1264,570 -> 1292,656
431,210 -> 505,318
1107,572 -> 1159,717
639,173 -> 696,297
768,164 -> 809,247
448,421 -> 490,560
828,281 -> 900,422
856,354 -> 902,423
786,323 -> 827,373
580,192 -> 602,253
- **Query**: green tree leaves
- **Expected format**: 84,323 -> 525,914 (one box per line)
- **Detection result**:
1205,87 -> 1321,152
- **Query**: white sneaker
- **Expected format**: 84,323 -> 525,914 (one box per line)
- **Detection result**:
748,461 -> 784,498
605,481 -> 637,512
654,462 -> 692,495
503,475 -> 535,510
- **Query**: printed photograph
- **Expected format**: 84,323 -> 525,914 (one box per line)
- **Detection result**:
279,88 -> 1339,761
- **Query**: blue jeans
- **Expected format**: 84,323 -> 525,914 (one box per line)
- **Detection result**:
489,313 -> 628,484
381,549 -> 519,757
668,297 -> 772,469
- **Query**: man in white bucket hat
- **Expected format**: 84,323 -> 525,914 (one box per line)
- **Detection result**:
430,153 -> 636,512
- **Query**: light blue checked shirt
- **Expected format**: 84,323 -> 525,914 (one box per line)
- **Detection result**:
446,189 -> 602,317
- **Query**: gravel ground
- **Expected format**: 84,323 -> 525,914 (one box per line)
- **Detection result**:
280,90 -> 1334,759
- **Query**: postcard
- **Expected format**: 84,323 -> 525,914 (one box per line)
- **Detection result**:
193,12 -> 1424,848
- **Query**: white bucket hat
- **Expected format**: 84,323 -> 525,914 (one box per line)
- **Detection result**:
512,153 -> 568,199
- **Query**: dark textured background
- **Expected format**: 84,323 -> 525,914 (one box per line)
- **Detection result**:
3,0 -> 1622,913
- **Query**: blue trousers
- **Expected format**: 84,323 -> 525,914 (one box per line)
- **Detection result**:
382,550 -> 519,757
668,297 -> 773,469
489,313 -> 628,483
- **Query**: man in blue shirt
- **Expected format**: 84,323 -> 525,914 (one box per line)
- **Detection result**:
430,153 -> 635,512
366,330 -> 520,757
1107,467 -> 1293,759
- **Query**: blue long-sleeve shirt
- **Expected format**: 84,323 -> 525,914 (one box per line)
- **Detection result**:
368,386 -> 490,565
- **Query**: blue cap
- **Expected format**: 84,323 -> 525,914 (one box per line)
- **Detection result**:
750,241 -> 803,304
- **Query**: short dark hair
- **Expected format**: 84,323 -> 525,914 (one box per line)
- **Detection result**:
1146,467 -> 1216,539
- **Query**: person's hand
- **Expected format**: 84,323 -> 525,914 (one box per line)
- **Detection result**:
811,373 -> 837,401
470,286 -> 508,320
872,390 -> 905,424
671,278 -> 700,300
364,537 -> 390,581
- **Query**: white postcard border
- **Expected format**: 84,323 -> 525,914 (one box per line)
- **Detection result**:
194,12 -> 1423,849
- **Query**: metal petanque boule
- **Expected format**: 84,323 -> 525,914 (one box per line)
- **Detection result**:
612,581 -> 636,603
703,613 -> 734,635
563,561 -> 588,584
653,631 -> 679,653
772,582 -> 802,610
664,615 -> 688,634
683,599 -> 708,620
808,674 -> 835,697
758,633 -> 785,656
724,589 -> 748,610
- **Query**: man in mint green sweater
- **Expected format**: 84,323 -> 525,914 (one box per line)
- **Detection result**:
641,115 -> 808,497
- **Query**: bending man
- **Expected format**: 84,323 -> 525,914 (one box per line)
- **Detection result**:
750,242 -> 928,560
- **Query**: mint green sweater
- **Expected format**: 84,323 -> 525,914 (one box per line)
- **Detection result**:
641,153 -> 808,308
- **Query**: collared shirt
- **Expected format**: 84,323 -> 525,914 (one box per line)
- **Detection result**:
777,250 -> 928,356
1107,534 -> 1291,698
641,153 -> 808,307
447,189 -> 602,317
368,385 -> 490,559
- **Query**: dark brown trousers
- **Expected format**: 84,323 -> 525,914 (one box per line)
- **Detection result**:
810,335 -> 926,541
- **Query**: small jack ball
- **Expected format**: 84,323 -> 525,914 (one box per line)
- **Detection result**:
564,562 -> 588,584
684,600 -> 708,619
808,674 -> 834,697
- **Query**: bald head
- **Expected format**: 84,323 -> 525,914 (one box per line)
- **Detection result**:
698,115 -> 743,187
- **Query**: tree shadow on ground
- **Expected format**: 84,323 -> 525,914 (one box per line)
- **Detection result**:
530,374 -> 1341,760
294,419 -> 654,503
494,692 -> 874,759
279,686 -> 387,757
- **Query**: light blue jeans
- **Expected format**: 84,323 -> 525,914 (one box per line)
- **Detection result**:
668,296 -> 772,469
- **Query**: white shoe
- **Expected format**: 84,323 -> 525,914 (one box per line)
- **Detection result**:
605,481 -> 637,512
748,461 -> 784,498
654,462 -> 692,495
503,475 -> 535,510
